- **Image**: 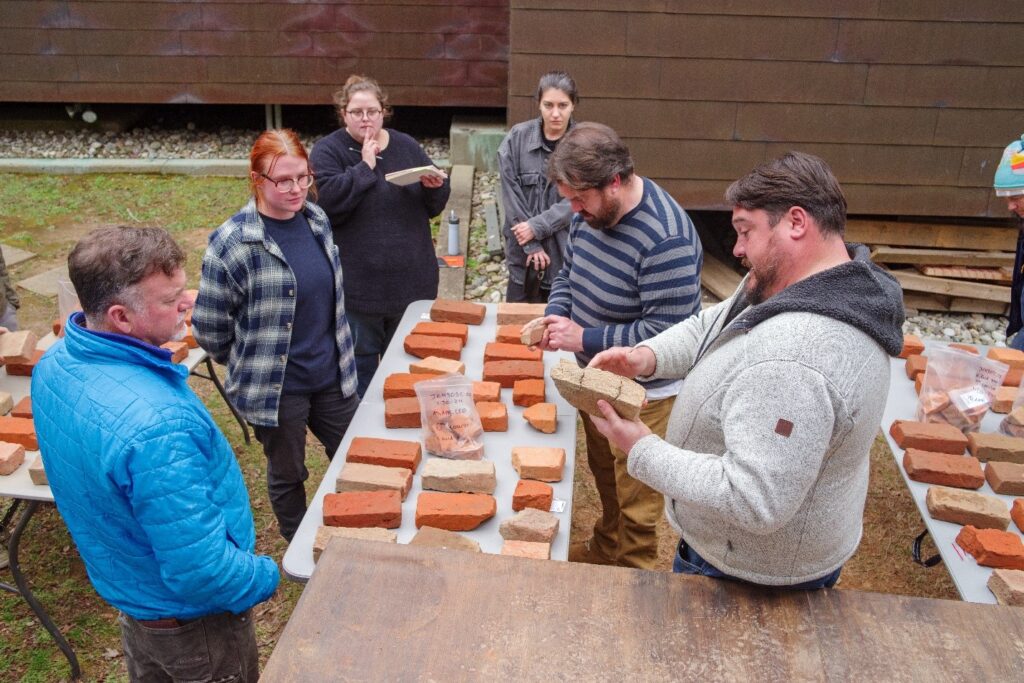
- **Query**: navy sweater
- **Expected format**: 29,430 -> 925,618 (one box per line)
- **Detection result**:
310,128 -> 451,316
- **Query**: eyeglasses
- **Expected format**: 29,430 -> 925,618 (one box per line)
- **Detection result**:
345,108 -> 383,120
259,173 -> 315,192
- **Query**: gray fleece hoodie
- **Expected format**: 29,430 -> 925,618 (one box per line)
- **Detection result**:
629,244 -> 904,585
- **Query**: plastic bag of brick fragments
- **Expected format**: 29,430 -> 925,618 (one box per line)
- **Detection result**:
916,347 -> 1008,433
415,374 -> 485,459
1000,387 -> 1024,437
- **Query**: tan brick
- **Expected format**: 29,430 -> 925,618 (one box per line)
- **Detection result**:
513,378 -> 546,407
902,449 -> 983,489
925,486 -> 1010,530
313,526 -> 397,562
483,360 -> 544,387
484,342 -> 542,363
430,299 -> 485,325
495,324 -> 524,344
988,568 -> 1024,606
496,302 -> 545,325
421,458 -> 496,494
382,373 -> 429,399
415,492 -> 496,531
889,420 -> 968,454
512,447 -> 565,482
499,508 -> 559,543
0,330 -> 38,364
0,441 -> 25,476
551,358 -> 645,421
403,334 -> 463,361
988,347 -> 1024,370
346,436 -> 421,472
337,462 -> 413,500
0,391 -> 12,416
0,417 -> 37,451
985,461 -> 1024,496
160,340 -> 189,363
323,490 -> 402,529
384,397 -> 421,429
28,454 -> 46,486
967,432 -> 1024,464
476,401 -> 508,432
994,386 -> 1018,414
4,349 -> 43,376
899,334 -> 925,359
501,540 -> 551,560
956,525 -> 1024,570
409,356 -> 465,375
409,526 -> 482,553
410,321 -> 469,344
904,354 -> 927,380
523,403 -> 557,434
472,381 -> 501,403
520,318 -> 545,346
512,479 -> 553,512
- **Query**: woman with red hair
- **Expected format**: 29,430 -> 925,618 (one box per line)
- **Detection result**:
194,128 -> 359,541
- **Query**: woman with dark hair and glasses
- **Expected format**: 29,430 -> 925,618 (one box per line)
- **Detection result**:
310,74 -> 451,397
498,70 -> 579,302
194,128 -> 359,541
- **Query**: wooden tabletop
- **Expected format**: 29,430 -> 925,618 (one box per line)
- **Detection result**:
264,539 -> 1024,681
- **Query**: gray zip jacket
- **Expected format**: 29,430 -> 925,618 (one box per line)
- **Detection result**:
629,244 -> 904,585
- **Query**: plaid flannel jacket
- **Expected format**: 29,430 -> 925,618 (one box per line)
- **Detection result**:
193,199 -> 357,427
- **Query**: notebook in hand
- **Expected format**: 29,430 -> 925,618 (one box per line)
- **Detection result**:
385,166 -> 446,186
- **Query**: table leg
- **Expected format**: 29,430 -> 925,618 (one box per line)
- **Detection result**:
191,357 -> 251,445
2,501 -> 81,679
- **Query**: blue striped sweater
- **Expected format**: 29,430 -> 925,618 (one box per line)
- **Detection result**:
545,177 -> 703,390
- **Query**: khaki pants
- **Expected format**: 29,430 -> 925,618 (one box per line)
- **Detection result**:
581,395 -> 675,570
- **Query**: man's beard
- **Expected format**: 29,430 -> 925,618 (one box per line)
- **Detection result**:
170,313 -> 188,342
582,196 -> 621,230
742,247 -> 784,305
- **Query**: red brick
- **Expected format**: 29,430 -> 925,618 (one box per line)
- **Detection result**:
0,417 -> 37,450
382,373 -> 429,399
0,441 -> 25,476
4,349 -> 44,377
512,378 -> 546,407
430,299 -> 485,325
484,360 -> 544,388
322,490 -> 401,529
496,302 -> 545,325
472,381 -> 501,403
346,436 -> 422,472
411,321 -> 469,344
161,340 -> 189,363
903,448 -> 983,489
950,343 -> 979,355
956,525 -> 1024,570
495,324 -> 524,344
409,356 -> 465,375
52,319 -> 63,337
985,461 -> 1024,496
1005,368 -> 1024,387
889,420 -> 967,454
403,334 -> 463,361
915,374 -> 923,395
415,492 -> 496,531
994,386 -> 1018,413
484,342 -> 542,362
905,354 -> 927,380
183,325 -> 198,349
476,401 -> 508,432
384,397 -> 421,429
988,347 -> 1024,370
10,397 -> 31,420
512,479 -> 553,512
1013,499 -> 1024,534
512,447 -> 565,482
899,334 -> 925,359
523,403 -> 557,434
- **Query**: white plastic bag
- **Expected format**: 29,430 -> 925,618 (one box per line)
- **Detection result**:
414,373 -> 485,459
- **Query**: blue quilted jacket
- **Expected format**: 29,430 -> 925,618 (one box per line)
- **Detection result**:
32,313 -> 279,620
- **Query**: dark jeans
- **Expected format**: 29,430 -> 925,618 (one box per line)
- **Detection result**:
505,277 -> 550,304
119,609 -> 258,682
253,388 -> 359,541
347,310 -> 403,397
673,539 -> 842,590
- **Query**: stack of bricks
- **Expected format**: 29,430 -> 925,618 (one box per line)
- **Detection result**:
3,349 -> 44,377
899,334 -> 925,359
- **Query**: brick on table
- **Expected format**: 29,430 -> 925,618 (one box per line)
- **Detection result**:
472,380 -> 501,403
904,354 -> 927,381
476,401 -> 508,432
520,319 -> 545,347
161,340 -> 189,363
409,356 -> 465,375
410,321 -> 469,344
513,378 -> 546,407
889,420 -> 967,454
495,324 -> 524,344
0,441 -> 25,476
0,417 -> 37,450
899,334 -> 925,359
1013,499 -> 1024,533
925,486 -> 1010,530
988,347 -> 1024,370
523,402 -> 557,434
914,374 -> 923,395
0,391 -> 12,416
967,431 -> 1024,464
955,525 -> 1024,570
993,386 -> 1018,414
336,461 -> 413,500
313,526 -> 397,562
322,490 -> 402,529
902,449 -> 984,489
949,343 -> 979,355
499,507 -> 560,543
496,302 -> 546,325
28,453 -> 46,486
985,461 -> 1024,496
988,568 -> 1024,606
1004,367 -> 1023,387
430,299 -> 486,325
384,397 -> 422,428
512,479 -> 553,512
0,330 -> 38,364
551,359 -> 646,421
483,360 -> 544,388
409,526 -> 482,553
383,372 -> 429,399
420,457 -> 496,494
4,349 -> 44,377
183,324 -> 198,349
10,396 -> 31,419
501,539 -> 551,560
346,436 -> 422,472
484,342 -> 542,363
512,446 -> 565,482
415,491 -> 496,531
403,333 -> 463,361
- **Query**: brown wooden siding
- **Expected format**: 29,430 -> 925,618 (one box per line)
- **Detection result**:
0,0 -> 509,107
509,1 -> 1024,218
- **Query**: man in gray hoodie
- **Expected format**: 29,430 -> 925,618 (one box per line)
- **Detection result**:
588,152 -> 905,588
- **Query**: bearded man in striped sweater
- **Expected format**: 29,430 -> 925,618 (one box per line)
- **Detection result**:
537,122 -> 703,569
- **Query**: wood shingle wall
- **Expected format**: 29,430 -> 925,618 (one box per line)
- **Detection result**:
508,1 -> 1024,218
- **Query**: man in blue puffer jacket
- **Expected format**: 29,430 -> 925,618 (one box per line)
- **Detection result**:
32,226 -> 279,682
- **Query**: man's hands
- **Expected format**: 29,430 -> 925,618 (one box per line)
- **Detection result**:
538,314 -> 583,353
588,346 -> 657,379
511,221 -> 535,245
526,250 -> 550,271
589,399 -> 652,454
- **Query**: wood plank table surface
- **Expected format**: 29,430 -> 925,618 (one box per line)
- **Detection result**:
264,538 -> 1024,681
